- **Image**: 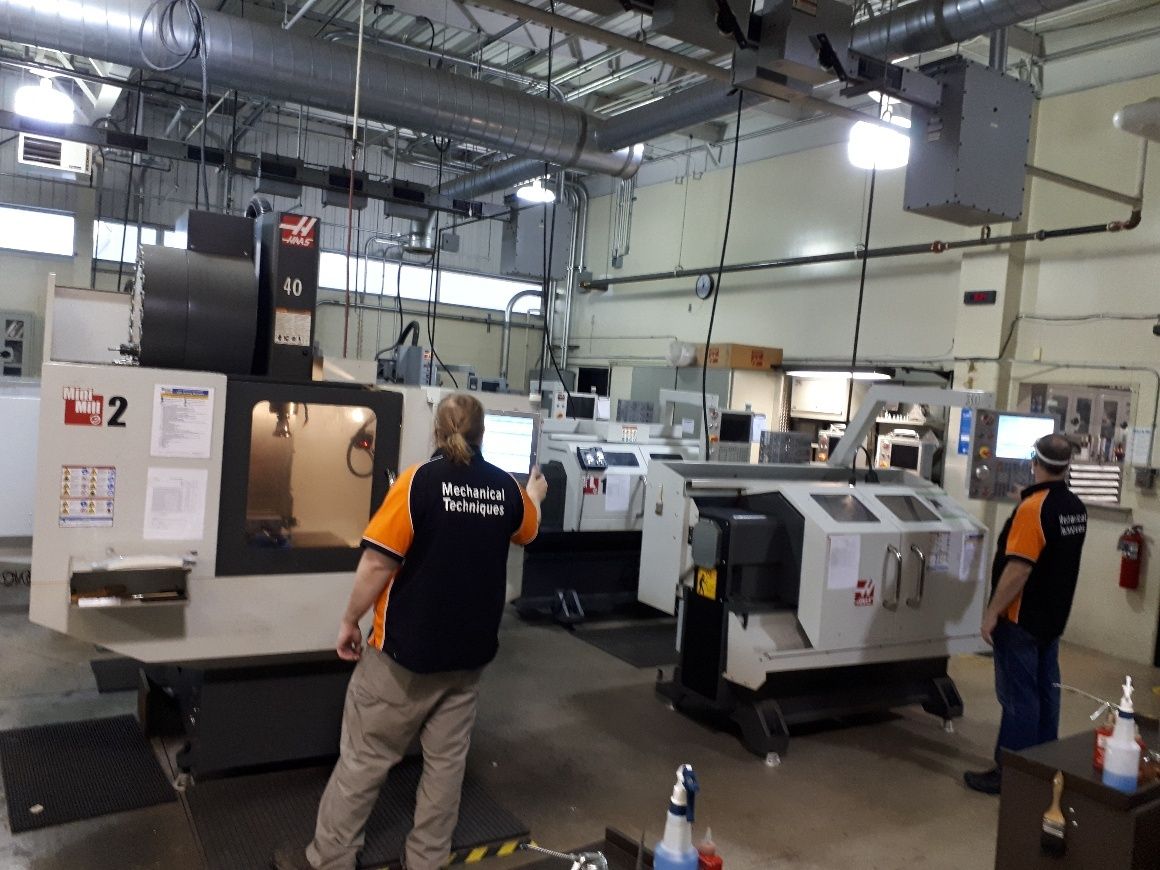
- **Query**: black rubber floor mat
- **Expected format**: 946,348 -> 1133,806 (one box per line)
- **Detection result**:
91,656 -> 143,693
186,757 -> 529,870
0,714 -> 176,833
571,621 -> 679,668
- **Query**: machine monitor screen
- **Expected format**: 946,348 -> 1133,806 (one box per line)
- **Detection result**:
482,412 -> 539,478
995,414 -> 1056,459
603,451 -> 640,467
878,495 -> 939,523
889,443 -> 921,470
811,493 -> 880,523
719,411 -> 753,444
566,394 -> 597,419
577,366 -> 610,396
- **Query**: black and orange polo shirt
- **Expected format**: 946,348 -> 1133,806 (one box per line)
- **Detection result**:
361,451 -> 538,673
991,479 -> 1087,641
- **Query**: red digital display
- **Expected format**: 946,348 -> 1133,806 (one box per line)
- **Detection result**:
963,290 -> 998,305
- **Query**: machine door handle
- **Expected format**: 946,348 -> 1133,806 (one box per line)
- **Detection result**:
884,545 -> 903,611
906,544 -> 927,608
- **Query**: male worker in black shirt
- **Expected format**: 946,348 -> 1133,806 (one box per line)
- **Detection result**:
964,433 -> 1087,795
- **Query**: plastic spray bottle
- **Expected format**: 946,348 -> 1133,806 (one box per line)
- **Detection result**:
654,764 -> 700,870
1102,676 -> 1141,793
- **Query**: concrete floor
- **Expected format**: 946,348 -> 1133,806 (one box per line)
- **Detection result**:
1,593 -> 1158,870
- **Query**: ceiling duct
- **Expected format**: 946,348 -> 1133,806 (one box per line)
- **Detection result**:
850,0 -> 1082,60
438,82 -> 762,202
0,0 -> 640,177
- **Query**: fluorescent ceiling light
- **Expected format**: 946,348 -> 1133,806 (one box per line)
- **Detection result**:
847,114 -> 911,171
516,177 -> 556,204
14,78 -> 75,124
786,369 -> 894,381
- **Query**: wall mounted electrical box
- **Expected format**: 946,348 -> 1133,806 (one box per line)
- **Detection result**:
904,56 -> 1035,226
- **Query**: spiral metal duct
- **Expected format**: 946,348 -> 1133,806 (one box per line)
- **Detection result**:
0,0 -> 639,176
851,0 -> 1082,60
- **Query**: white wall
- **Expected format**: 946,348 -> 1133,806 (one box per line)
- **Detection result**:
573,71 -> 1160,665
1013,73 -> 1160,663
576,142 -> 961,369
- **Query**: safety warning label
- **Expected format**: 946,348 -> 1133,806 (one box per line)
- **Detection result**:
274,309 -> 312,346
59,465 -> 116,528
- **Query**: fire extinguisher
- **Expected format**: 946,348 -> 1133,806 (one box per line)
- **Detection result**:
1118,525 -> 1145,590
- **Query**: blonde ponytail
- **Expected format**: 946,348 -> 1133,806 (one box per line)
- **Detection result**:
434,394 -> 485,465
445,432 -> 473,464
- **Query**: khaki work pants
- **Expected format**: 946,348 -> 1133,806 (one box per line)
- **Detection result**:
306,648 -> 482,870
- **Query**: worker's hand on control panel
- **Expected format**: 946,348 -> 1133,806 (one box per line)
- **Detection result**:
526,465 -> 548,505
337,619 -> 364,661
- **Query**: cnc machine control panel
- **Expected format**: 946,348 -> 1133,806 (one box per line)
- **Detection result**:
968,409 -> 1055,500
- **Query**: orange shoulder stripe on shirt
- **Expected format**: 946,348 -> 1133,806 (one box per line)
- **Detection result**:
1006,489 -> 1048,564
362,463 -> 419,558
511,482 -> 539,545
370,570 -> 397,650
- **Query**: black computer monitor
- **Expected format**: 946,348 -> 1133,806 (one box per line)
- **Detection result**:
566,394 -> 597,419
889,442 -> 921,471
719,410 -> 754,444
576,366 -> 610,397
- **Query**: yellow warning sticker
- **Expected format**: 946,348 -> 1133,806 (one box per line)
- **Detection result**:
695,567 -> 718,600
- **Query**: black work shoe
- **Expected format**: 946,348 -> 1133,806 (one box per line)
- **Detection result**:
272,845 -> 314,870
964,767 -> 1003,795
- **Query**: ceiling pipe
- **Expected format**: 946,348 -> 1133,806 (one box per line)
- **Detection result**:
851,0 -> 1083,60
0,0 -> 640,177
433,81 -> 766,202
324,29 -> 567,101
989,27 -> 1009,71
500,289 -> 544,383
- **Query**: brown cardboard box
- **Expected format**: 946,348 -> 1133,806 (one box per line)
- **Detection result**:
696,343 -> 783,370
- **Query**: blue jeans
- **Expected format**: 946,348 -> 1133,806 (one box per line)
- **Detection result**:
993,618 -> 1061,766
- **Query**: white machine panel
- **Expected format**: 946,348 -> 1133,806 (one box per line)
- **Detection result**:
0,381 -> 39,537
639,462 -> 989,685
539,420 -> 700,535
29,362 -> 401,662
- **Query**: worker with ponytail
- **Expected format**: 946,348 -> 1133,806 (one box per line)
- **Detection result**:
278,394 -> 547,870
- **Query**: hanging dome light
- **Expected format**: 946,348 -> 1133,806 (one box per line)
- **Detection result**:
847,113 -> 911,171
515,177 -> 556,204
14,77 -> 75,124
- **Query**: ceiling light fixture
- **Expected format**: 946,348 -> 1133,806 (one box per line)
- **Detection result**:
847,113 -> 911,171
14,77 -> 75,124
515,177 -> 556,204
785,368 -> 894,381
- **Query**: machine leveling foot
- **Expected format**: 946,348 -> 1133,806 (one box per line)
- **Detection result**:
764,752 -> 782,768
943,719 -> 955,734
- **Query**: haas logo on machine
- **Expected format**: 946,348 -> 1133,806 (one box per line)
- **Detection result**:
63,386 -> 104,426
854,578 -> 875,607
279,215 -> 318,248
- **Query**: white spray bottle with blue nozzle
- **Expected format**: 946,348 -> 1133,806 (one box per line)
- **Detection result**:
1102,675 -> 1141,793
653,764 -> 700,870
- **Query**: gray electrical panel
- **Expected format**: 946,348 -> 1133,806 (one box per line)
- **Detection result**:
1,312 -> 34,378
904,56 -> 1035,226
501,203 -> 573,281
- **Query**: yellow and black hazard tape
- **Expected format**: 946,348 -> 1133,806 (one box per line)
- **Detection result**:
445,836 -> 529,865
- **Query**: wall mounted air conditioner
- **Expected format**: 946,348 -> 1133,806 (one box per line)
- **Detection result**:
17,133 -> 92,175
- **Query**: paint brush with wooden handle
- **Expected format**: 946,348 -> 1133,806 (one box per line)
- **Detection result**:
1041,770 -> 1066,857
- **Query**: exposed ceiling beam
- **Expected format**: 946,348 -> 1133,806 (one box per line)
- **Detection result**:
462,0 -> 731,83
